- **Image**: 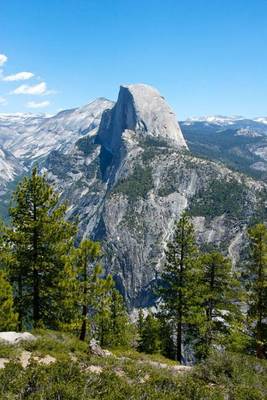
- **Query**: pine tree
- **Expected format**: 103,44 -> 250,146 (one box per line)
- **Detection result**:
158,314 -> 175,359
107,288 -> 133,347
0,270 -> 18,330
0,220 -> 13,270
138,313 -> 161,354
8,167 -> 76,328
244,224 -> 267,359
60,239 -> 102,340
159,213 -> 203,363
93,274 -> 114,346
198,251 -> 241,359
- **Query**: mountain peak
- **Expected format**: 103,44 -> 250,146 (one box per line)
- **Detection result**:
97,83 -> 188,153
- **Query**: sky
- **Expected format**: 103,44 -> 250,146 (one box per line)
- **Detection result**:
0,0 -> 267,119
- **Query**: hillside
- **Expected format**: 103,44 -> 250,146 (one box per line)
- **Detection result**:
181,117 -> 267,180
0,330 -> 266,399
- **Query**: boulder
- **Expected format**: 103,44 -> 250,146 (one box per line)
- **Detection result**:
0,332 -> 36,344
88,339 -> 113,357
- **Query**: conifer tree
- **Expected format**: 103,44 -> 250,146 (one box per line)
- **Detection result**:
8,167 -> 76,328
93,273 -> 114,346
0,220 -> 13,269
198,251 -> 241,358
60,239 -> 102,340
138,313 -> 161,354
158,315 -> 175,359
107,288 -> 133,347
244,224 -> 267,359
159,213 -> 203,363
0,270 -> 18,330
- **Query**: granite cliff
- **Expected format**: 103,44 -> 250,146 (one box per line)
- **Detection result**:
43,84 -> 266,307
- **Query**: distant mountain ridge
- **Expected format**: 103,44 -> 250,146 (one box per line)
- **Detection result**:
184,115 -> 267,126
181,117 -> 267,181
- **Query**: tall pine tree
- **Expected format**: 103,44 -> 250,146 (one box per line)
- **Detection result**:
198,251 -> 241,358
8,167 -> 76,328
244,224 -> 267,359
60,239 -> 102,340
107,288 -> 133,347
159,213 -> 203,363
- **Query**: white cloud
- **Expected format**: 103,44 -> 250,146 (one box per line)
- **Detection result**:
11,81 -> 47,95
0,54 -> 8,66
3,71 -> 34,81
0,96 -> 7,106
26,100 -> 50,108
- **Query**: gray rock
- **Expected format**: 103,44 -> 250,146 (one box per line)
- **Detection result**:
98,84 -> 188,155
89,339 -> 112,357
0,332 -> 36,344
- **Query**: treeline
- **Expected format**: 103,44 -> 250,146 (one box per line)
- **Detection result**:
0,169 -> 266,363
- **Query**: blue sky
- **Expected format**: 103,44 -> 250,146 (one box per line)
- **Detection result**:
1,0 -> 267,119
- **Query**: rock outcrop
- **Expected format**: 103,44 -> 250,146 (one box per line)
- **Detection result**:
98,84 -> 187,155
0,332 -> 36,344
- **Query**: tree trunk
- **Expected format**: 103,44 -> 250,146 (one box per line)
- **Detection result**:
176,318 -> 182,363
256,321 -> 264,359
176,223 -> 184,364
79,305 -> 87,341
206,262 -> 215,351
32,201 -> 40,327
33,268 -> 40,326
17,272 -> 23,331
256,241 -> 264,359
80,257 -> 88,341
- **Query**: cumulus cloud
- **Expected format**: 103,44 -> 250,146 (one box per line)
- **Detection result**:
0,54 -> 8,66
11,81 -> 47,95
0,96 -> 7,106
3,71 -> 34,81
26,100 -> 50,108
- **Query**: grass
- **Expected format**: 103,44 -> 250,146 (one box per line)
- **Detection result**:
0,330 -> 266,399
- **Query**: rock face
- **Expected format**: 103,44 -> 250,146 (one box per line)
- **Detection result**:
98,84 -> 187,155
0,98 -> 114,161
43,84 -> 266,308
0,98 -> 114,218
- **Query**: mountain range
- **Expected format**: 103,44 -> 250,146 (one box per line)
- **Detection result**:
1,84 -> 266,307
